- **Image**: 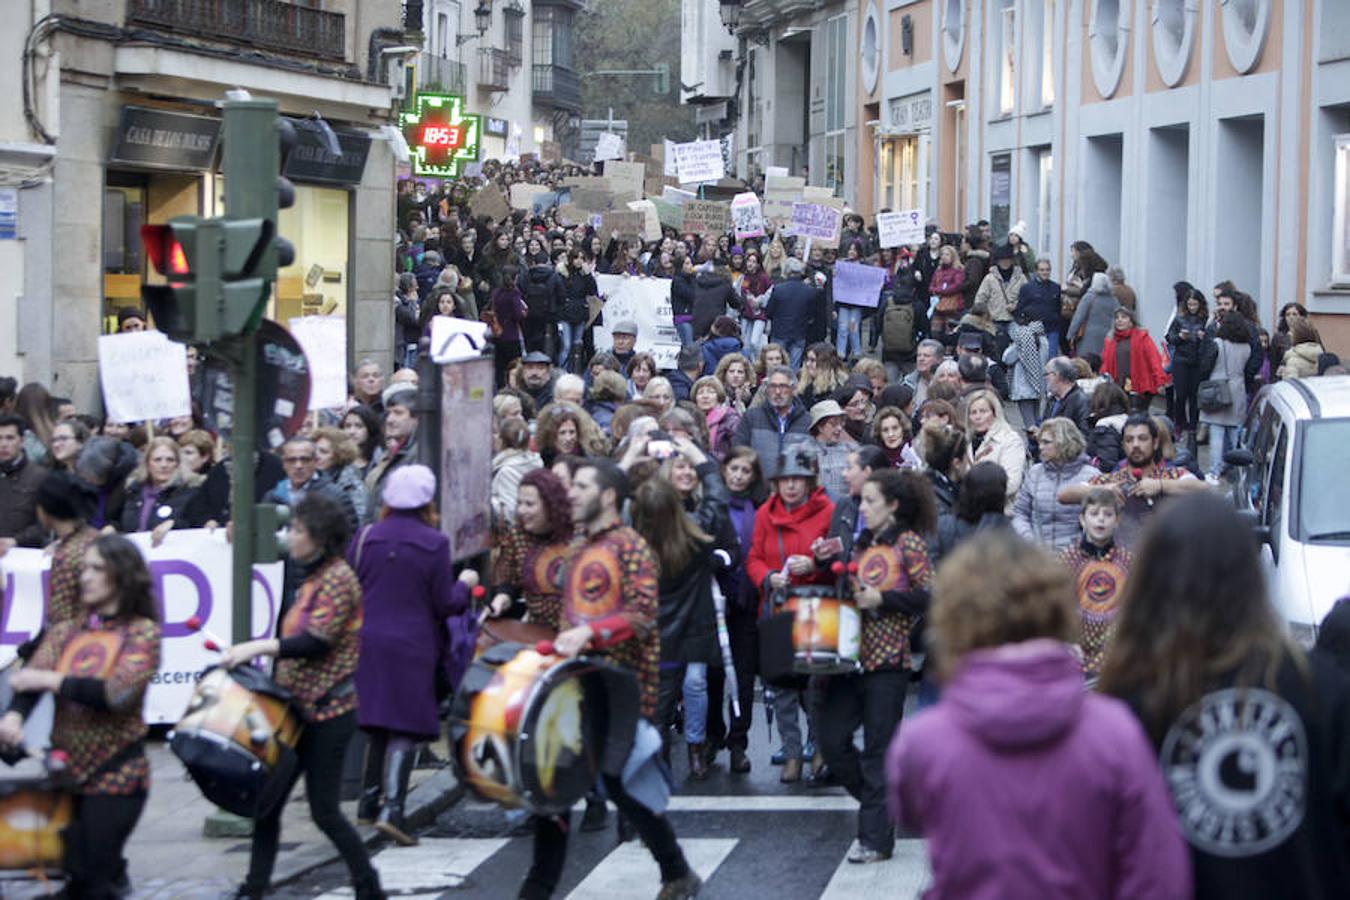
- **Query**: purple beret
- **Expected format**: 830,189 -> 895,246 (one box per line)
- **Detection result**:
383,464 -> 436,510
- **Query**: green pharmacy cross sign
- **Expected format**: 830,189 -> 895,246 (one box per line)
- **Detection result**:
401,93 -> 481,177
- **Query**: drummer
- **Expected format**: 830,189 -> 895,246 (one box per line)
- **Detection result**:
0,533 -> 162,897
27,471 -> 100,651
220,493 -> 384,900
817,468 -> 935,864
520,459 -> 701,900
489,467 -> 574,631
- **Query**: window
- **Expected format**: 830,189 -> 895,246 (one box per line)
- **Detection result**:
942,0 -> 965,72
1220,0 -> 1271,73
437,13 -> 449,58
824,15 -> 848,193
1089,0 -> 1129,98
1333,135 -> 1350,284
1298,420 -> 1350,543
861,3 -> 880,95
996,0 -> 1015,116
1265,425 -> 1287,557
1152,0 -> 1196,86
533,7 -> 573,69
747,49 -> 761,150
1040,0 -> 1055,106
504,2 -> 524,64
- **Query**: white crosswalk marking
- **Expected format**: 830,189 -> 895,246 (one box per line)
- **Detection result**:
563,837 -> 738,899
314,837 -> 511,899
818,839 -> 932,900
665,794 -> 858,812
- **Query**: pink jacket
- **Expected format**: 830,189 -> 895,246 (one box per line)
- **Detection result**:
887,640 -> 1191,900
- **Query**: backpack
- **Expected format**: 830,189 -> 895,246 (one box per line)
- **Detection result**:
1086,423 -> 1123,471
883,301 -> 916,361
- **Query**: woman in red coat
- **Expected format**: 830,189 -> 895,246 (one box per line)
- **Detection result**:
1101,307 -> 1168,412
745,446 -> 835,783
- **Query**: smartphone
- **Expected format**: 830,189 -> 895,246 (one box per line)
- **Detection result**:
647,440 -> 677,460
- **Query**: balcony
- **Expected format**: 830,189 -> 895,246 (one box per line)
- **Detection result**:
532,64 -> 581,112
126,0 -> 346,61
479,48 -> 512,91
418,52 -> 466,94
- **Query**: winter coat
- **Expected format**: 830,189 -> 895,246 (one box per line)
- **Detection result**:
731,399 -> 812,475
1067,284 -> 1118,357
1277,341 -> 1323,380
659,463 -> 732,666
705,404 -> 742,462
0,453 -> 48,548
585,399 -> 618,435
974,266 -> 1028,322
968,419 -> 1027,507
669,270 -> 696,318
691,272 -> 738,339
1198,338 -> 1251,428
1165,313 -> 1211,368
350,512 -> 466,739
933,511 -> 1012,562
1042,385 -> 1091,438
264,471 -> 357,533
888,640 -> 1193,900
1086,412 -> 1128,472
1011,454 -> 1100,550
745,487 -> 835,608
491,448 -> 543,528
394,293 -> 421,348
1102,328 -> 1168,396
491,286 -> 528,343
725,492 -> 762,613
560,270 -> 597,326
328,463 -> 369,526
1016,277 -> 1063,336
412,260 -> 442,300
702,335 -> 743,375
810,436 -> 858,503
118,478 -> 200,533
929,264 -> 966,308
1004,320 -> 1047,402
962,250 -> 989,309
1110,282 -> 1137,311
764,278 -> 821,344
739,270 -> 774,322
522,264 -> 565,326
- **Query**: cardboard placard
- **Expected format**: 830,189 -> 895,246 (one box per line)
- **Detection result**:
603,160 -> 646,200
789,202 -> 843,243
672,139 -> 726,184
570,187 -> 615,213
600,209 -> 646,242
763,174 -> 805,226
594,132 -> 626,162
627,199 -> 663,241
510,183 -> 548,210
682,200 -> 731,235
877,208 -> 926,248
469,182 -> 510,222
832,260 -> 888,308
661,185 -> 697,205
556,203 -> 587,226
651,198 -> 685,230
730,192 -> 765,239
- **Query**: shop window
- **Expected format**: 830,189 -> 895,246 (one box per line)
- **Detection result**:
103,184 -> 146,329
1221,0 -> 1270,73
1333,135 -> 1350,285
275,185 -> 350,322
1089,0 -> 1129,98
942,0 -> 965,73
1152,0 -> 1196,86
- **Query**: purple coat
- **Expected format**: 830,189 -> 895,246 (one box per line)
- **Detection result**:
887,640 -> 1191,900
350,512 -> 465,739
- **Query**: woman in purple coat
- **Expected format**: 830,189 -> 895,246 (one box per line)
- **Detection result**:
349,464 -> 467,846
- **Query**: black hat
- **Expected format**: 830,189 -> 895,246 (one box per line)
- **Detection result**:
116,307 -> 147,328
36,470 -> 96,521
771,445 -> 819,481
521,351 -> 553,365
992,243 -> 1016,261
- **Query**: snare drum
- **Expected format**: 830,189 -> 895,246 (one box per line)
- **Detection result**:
782,586 -> 861,675
448,642 -> 638,815
169,665 -> 303,819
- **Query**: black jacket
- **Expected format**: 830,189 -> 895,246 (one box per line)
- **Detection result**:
118,479 -> 201,533
522,264 -> 566,325
1166,313 -> 1212,368
731,399 -> 811,474
1043,384 -> 1091,437
1017,277 -> 1063,335
669,271 -> 696,318
691,272 -> 738,340
0,454 -> 49,547
764,279 -> 821,344
659,463 -> 734,665
561,270 -> 597,326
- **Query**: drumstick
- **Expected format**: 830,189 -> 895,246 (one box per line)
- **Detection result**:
184,616 -> 231,652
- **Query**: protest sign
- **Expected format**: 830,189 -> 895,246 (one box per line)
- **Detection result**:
439,357 -> 494,561
627,199 -> 662,241
683,200 -> 731,235
593,274 -> 680,368
287,315 -> 347,410
730,192 -> 765,239
600,209 -> 646,242
571,187 -> 615,214
789,202 -> 843,243
469,182 -> 510,221
540,140 -> 562,163
661,185 -> 697,206
510,182 -> 548,210
641,154 -> 664,180
531,191 -> 561,214
594,132 -> 625,162
556,203 -> 587,226
663,139 -> 678,177
765,165 -> 789,177
802,185 -> 835,202
876,208 -> 926,248
832,260 -> 888,308
651,198 -> 685,230
603,160 -> 645,200
672,139 -> 725,184
429,316 -> 491,364
98,331 -> 190,424
763,174 -> 805,226
1,530 -> 284,723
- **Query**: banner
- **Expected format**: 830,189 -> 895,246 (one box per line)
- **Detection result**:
594,132 -> 625,162
789,202 -> 843,243
672,139 -> 725,184
731,192 -> 765,239
287,315 -> 347,411
832,261 -> 888,308
877,208 -> 926,248
593,275 -> 680,369
440,357 -> 494,562
98,332 -> 191,424
0,530 -> 284,724
682,200 -> 730,236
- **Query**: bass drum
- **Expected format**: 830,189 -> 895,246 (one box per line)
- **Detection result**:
758,585 -> 861,682
169,665 -> 303,819
474,618 -> 556,658
0,668 -> 69,873
448,642 -> 638,815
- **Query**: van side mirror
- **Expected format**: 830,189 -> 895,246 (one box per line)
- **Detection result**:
1224,448 -> 1255,468
1236,508 -> 1272,546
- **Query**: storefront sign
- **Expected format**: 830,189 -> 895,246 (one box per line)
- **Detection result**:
110,106 -> 221,171
485,116 -> 509,137
887,92 -> 933,133
284,121 -> 372,186
400,93 -> 482,177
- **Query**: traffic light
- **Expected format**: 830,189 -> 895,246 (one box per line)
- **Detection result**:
253,503 -> 290,563
141,217 -> 214,343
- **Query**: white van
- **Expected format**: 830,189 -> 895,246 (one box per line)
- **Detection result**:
1226,376 -> 1350,647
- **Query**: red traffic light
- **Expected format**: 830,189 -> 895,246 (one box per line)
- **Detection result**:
140,224 -> 191,278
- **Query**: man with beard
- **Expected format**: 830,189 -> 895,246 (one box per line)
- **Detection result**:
518,459 -> 701,900
518,351 -> 559,409
1057,414 -> 1206,548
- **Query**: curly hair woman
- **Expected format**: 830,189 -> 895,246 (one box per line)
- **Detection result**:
534,402 -> 609,466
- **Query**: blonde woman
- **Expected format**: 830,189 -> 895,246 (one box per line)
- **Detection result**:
118,435 -> 203,534
714,353 -> 757,412
314,426 -> 370,525
963,388 -> 1026,508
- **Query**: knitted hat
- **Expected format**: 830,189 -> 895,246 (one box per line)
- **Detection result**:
383,464 -> 436,510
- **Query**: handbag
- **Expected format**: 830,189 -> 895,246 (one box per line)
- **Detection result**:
1197,378 -> 1232,412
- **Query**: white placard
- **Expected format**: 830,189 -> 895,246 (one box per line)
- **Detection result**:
663,139 -> 678,177
287,315 -> 347,411
672,139 -> 726,185
661,185 -> 697,206
593,274 -> 681,369
765,166 -> 789,178
98,331 -> 191,423
877,208 -> 926,248
731,192 -> 765,239
626,199 -> 663,241
0,530 -> 284,724
594,132 -> 626,162
429,315 -> 492,364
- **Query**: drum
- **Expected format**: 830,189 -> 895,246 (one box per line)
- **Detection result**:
782,586 -> 861,675
0,669 -> 69,873
474,617 -> 557,658
168,665 -> 303,819
448,642 -> 638,815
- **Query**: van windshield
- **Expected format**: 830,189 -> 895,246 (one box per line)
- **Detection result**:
1299,419 -> 1350,543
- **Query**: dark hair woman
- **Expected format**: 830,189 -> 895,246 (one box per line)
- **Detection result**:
932,461 -> 1009,563
917,420 -> 969,517
491,263 -> 529,388
221,493 -> 383,899
0,533 -> 162,897
340,405 -> 383,475
490,467 -> 574,631
1165,286 -> 1211,453
818,468 -> 935,864
349,465 -> 469,845
1268,301 -> 1311,374
1101,493 -> 1350,898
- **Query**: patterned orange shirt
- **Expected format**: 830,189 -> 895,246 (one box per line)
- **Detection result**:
1059,541 -> 1133,676
852,530 -> 932,672
31,615 -> 160,794
45,526 -> 97,628
492,525 -> 569,632
275,558 -> 363,722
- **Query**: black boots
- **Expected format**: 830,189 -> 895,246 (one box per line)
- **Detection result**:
357,732 -> 388,824
374,748 -> 418,846
580,794 -> 608,832
687,743 -> 710,781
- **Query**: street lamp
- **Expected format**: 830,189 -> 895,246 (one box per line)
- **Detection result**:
719,0 -> 741,33
456,2 -> 493,46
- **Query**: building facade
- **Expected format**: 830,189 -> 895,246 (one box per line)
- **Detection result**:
704,0 -> 1350,346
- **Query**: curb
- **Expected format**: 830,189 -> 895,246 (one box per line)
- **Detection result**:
271,767 -> 466,888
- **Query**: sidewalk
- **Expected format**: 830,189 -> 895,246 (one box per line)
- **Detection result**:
2,737 -> 462,899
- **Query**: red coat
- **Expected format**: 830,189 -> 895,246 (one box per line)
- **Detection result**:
745,488 -> 835,612
1101,327 -> 1169,395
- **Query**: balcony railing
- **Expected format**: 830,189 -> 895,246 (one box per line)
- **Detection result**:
479,48 -> 512,91
532,64 -> 581,112
418,52 -> 466,94
127,0 -> 346,61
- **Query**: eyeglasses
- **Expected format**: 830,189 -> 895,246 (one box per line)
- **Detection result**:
767,382 -> 792,390
283,456 -> 315,464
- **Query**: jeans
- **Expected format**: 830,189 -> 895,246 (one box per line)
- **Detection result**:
245,711 -> 378,895
772,680 -> 818,760
1209,423 -> 1239,477
64,792 -> 146,898
836,305 -> 863,359
681,663 -> 709,744
818,670 -> 907,855
1016,399 -> 1042,431
1045,329 -> 1062,357
741,318 -> 767,360
674,320 -> 695,348
783,338 -> 807,372
557,321 -> 584,371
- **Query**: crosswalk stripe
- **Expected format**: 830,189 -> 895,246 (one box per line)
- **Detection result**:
314,837 -> 511,899
818,839 -> 932,900
665,794 -> 859,812
563,837 -> 738,899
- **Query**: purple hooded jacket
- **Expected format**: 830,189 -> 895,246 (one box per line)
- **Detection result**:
887,640 -> 1191,900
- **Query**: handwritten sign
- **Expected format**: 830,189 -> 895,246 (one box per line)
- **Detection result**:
469,182 -> 510,222
600,209 -> 646,242
661,185 -> 697,206
672,139 -> 725,184
603,160 -> 645,200
287,315 -> 347,410
98,331 -> 191,423
877,208 -> 926,248
594,274 -> 680,369
763,174 -> 805,226
510,183 -> 548,210
832,261 -> 887,308
789,202 -> 843,243
730,192 -> 765,239
651,198 -> 685,230
627,199 -> 662,241
683,200 -> 731,235
594,132 -> 625,162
